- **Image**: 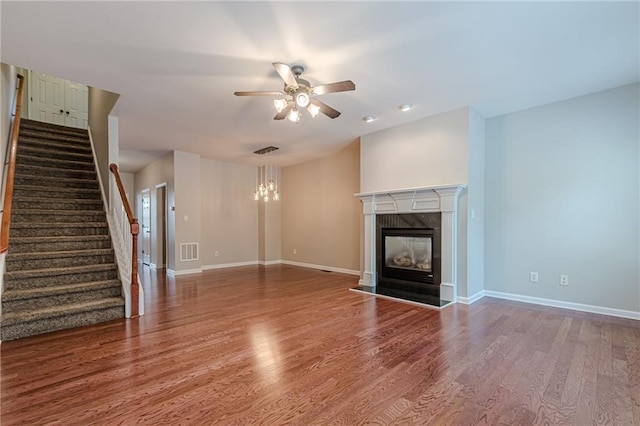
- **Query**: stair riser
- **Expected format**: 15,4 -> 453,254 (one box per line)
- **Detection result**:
17,156 -> 94,171
21,119 -> 88,133
18,147 -> 93,163
0,306 -> 124,341
19,131 -> 89,144
12,213 -> 107,223
4,269 -> 119,290
9,239 -> 112,254
2,287 -> 123,313
14,175 -> 99,190
6,254 -> 115,271
13,200 -> 104,212
15,165 -> 96,180
13,187 -> 101,200
19,126 -> 89,140
9,226 -> 108,238
10,241 -> 113,255
18,137 -> 92,155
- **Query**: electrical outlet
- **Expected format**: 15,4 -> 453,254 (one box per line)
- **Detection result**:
530,272 -> 539,283
214,251 -> 219,257
293,249 -> 297,255
560,274 -> 569,286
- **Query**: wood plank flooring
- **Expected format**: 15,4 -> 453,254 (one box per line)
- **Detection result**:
1,264 -> 639,425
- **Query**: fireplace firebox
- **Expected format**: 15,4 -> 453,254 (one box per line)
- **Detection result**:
381,228 -> 434,284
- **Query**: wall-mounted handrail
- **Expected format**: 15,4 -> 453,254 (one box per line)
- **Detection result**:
109,163 -> 139,318
0,74 -> 25,254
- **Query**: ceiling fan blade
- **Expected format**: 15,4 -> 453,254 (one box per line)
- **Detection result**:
234,91 -> 284,96
273,63 -> 299,89
274,102 -> 294,120
311,80 -> 355,96
310,98 -> 341,119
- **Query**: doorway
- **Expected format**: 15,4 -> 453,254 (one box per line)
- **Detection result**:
141,190 -> 151,266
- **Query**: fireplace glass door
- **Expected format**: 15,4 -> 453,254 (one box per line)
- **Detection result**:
381,228 -> 435,284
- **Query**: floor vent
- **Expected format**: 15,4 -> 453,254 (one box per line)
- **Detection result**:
180,242 -> 199,261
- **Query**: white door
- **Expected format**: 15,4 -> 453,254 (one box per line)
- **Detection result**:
29,71 -> 65,125
28,70 -> 88,129
64,80 -> 89,129
141,192 -> 151,266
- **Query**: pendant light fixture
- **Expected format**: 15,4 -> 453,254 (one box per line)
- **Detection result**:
253,146 -> 280,202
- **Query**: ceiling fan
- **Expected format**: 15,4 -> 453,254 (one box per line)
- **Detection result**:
234,63 -> 355,122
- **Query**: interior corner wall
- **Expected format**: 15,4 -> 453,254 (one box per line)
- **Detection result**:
88,87 -> 119,199
134,152 -> 175,270
173,151 -> 202,272
257,193 -> 281,263
200,158 -> 258,266
360,107 -> 470,193
281,140 -> 361,272
485,83 -> 640,313
466,108 -> 486,298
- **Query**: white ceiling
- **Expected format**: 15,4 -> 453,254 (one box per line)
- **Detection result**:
1,1 -> 638,172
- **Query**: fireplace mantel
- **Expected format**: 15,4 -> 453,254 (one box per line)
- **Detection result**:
355,184 -> 466,303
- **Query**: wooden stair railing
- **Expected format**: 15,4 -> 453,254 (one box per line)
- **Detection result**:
1,74 -> 25,255
109,163 -> 139,318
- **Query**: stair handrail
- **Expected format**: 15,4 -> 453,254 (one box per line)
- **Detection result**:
109,163 -> 139,318
0,74 -> 25,255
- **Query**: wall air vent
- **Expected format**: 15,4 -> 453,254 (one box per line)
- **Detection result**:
180,242 -> 199,261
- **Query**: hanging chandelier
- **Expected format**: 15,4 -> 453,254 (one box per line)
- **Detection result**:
253,146 -> 280,202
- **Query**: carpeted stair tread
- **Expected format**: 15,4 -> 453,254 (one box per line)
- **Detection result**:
20,119 -> 89,136
8,235 -> 113,254
13,210 -> 106,223
1,298 -> 124,326
7,248 -> 114,262
18,135 -> 92,153
4,263 -> 117,279
14,174 -> 99,190
17,145 -> 94,162
11,235 -> 111,244
14,163 -> 97,179
13,209 -> 105,216
12,199 -> 105,213
17,154 -> 94,170
13,184 -> 100,197
3,280 -> 121,302
10,221 -> 107,229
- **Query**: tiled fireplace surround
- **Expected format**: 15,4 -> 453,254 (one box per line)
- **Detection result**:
356,185 -> 466,304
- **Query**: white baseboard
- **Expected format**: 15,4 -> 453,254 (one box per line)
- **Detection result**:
484,290 -> 640,321
202,261 -> 258,270
457,290 -> 486,305
280,260 -> 360,276
257,260 -> 282,266
166,268 -> 202,276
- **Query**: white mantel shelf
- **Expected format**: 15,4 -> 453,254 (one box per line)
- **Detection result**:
355,184 -> 466,303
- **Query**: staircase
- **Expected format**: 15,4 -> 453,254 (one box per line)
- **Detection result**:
1,119 -> 125,341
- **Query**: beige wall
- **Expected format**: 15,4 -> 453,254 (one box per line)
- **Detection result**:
201,158 -> 258,266
88,87 -> 119,198
173,151 -> 202,272
258,196 -> 281,263
135,152 -> 175,270
281,140 -> 361,272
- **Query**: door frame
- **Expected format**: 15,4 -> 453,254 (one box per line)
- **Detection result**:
155,183 -> 168,270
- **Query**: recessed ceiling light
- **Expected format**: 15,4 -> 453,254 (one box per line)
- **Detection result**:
399,104 -> 413,112
363,116 -> 376,123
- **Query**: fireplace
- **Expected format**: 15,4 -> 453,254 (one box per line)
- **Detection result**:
381,228 -> 435,284
354,186 -> 464,308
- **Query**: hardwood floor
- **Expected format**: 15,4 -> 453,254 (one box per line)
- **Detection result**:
1,264 -> 639,425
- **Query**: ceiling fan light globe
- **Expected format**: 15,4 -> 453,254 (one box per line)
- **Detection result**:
307,104 -> 320,118
288,108 -> 300,123
295,92 -> 310,108
273,99 -> 288,113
